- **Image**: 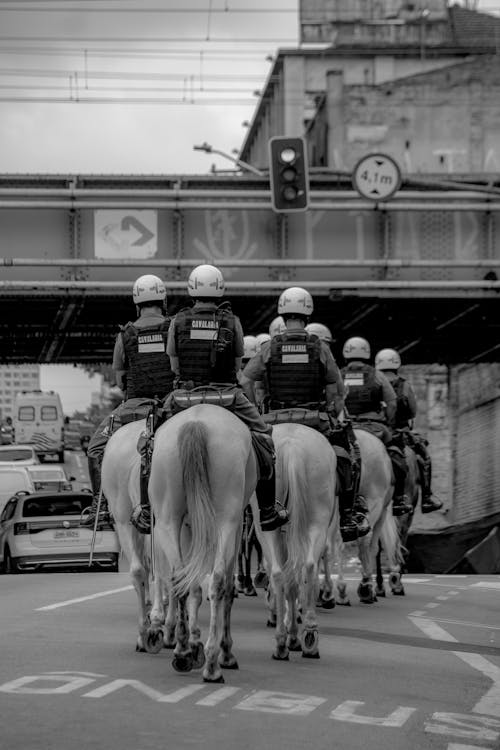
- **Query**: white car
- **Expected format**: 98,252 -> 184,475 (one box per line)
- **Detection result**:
0,465 -> 36,514
26,465 -> 74,492
0,444 -> 40,465
0,490 -> 120,573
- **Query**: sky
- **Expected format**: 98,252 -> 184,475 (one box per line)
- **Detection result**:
4,0 -> 499,413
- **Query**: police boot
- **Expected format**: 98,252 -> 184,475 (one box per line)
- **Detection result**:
335,456 -> 359,543
130,473 -> 152,534
387,447 -> 413,516
80,455 -> 111,527
418,455 -> 443,513
255,473 -> 288,532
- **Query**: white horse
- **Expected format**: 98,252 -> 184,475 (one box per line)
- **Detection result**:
101,419 -> 173,653
148,403 -> 258,683
321,427 -> 404,606
254,422 -> 338,660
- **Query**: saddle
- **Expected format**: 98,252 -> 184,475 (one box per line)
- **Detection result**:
263,407 -> 323,431
171,386 -> 237,411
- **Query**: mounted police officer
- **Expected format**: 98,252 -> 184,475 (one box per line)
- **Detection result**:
240,288 -> 371,543
375,348 -> 442,514
82,274 -> 175,529
130,263 -> 288,535
341,337 -> 413,516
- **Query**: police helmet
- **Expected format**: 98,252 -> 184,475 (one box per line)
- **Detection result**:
243,335 -> 258,360
132,274 -> 167,305
277,287 -> 314,317
305,322 -> 333,343
255,332 -> 271,350
187,264 -> 225,298
269,316 -> 286,338
342,336 -> 371,360
375,348 -> 402,371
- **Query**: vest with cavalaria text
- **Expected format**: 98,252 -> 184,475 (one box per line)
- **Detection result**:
121,319 -> 174,399
175,306 -> 237,386
267,331 -> 322,408
342,362 -> 382,415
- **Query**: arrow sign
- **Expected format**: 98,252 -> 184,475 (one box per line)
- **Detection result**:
352,153 -> 402,201
121,216 -> 155,246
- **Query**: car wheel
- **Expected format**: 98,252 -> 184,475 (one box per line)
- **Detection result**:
4,548 -> 19,574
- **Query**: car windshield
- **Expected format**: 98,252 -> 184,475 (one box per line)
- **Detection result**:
28,469 -> 65,481
0,448 -> 34,461
22,495 -> 91,517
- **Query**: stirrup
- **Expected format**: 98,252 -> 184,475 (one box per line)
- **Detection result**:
340,518 -> 358,543
391,494 -> 413,516
260,504 -> 288,532
421,496 -> 443,514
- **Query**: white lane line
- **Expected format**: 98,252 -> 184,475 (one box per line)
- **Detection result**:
437,595 -> 450,601
196,687 -> 241,706
409,617 -> 500,719
409,617 -> 458,642
470,582 -> 500,590
410,615 -> 500,632
36,586 -> 134,611
425,602 -> 440,609
448,591 -> 460,596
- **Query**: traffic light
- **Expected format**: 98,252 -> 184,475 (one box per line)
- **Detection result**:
268,136 -> 309,213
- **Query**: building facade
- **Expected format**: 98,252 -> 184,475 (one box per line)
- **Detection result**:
0,366 -> 40,421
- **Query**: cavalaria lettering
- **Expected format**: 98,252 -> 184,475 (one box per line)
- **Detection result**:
282,345 -> 307,353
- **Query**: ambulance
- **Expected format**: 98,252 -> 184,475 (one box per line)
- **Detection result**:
13,390 -> 65,463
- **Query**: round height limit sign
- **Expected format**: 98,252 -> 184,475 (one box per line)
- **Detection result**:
352,153 -> 402,201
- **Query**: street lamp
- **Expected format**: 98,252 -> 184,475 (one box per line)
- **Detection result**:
193,142 -> 264,176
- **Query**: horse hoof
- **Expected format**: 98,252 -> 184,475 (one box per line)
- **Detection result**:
244,587 -> 258,597
254,571 -> 269,588
302,651 -> 320,659
375,588 -> 386,598
392,587 -> 406,596
320,597 -> 335,610
272,651 -> 289,661
220,659 -> 239,670
266,619 -> 277,628
172,654 -> 193,673
287,638 -> 302,652
190,642 -> 206,669
203,674 -> 225,683
145,630 -> 164,654
135,643 -> 146,653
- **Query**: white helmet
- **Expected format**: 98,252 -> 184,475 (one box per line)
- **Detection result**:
269,316 -> 286,338
375,348 -> 401,371
187,264 -> 225,298
342,336 -> 371,360
132,274 -> 166,305
277,286 -> 314,317
305,322 -> 332,343
255,332 -> 271,350
243,335 -> 258,360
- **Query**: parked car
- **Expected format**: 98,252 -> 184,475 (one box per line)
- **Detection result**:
0,490 -> 120,573
0,444 -> 40,465
0,466 -> 36,514
26,465 -> 74,492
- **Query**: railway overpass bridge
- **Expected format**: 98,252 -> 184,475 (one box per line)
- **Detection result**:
0,172 -> 499,365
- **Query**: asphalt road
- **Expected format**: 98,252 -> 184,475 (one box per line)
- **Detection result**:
0,571 -> 499,750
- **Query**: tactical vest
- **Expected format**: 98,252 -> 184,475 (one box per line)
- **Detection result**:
342,362 -> 382,415
393,375 -> 414,428
175,305 -> 237,386
267,330 -> 322,408
121,319 -> 174,399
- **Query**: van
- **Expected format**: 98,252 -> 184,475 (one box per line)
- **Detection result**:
13,391 -> 65,463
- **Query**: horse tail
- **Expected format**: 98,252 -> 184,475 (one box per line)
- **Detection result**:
276,440 -> 310,586
379,509 -> 405,568
174,421 -> 216,597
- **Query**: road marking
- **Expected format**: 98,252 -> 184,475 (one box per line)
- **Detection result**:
448,744 -> 491,750
36,585 -> 133,611
425,602 -> 440,608
330,701 -> 416,727
437,595 -> 451,601
409,617 -> 458,642
410,614 -> 500,632
196,687 -> 241,706
235,691 -> 326,716
409,617 -> 500,719
470,582 -> 500,590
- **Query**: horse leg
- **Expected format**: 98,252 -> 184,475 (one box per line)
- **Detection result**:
218,569 -> 239,670
375,541 -> 386,598
253,533 -> 268,589
115,522 -> 150,652
301,545 -> 321,659
171,592 -> 193,673
243,539 -> 257,597
203,566 -> 226,683
187,583 -> 205,668
318,547 -> 336,610
145,564 -> 167,654
357,534 -> 377,604
285,578 -> 301,652
334,539 -> 351,606
163,582 -> 176,649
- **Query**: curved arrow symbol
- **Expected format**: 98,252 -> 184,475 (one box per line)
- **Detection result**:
121,216 -> 154,246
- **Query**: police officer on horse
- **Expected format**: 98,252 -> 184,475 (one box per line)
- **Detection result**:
82,274 -> 175,529
374,348 -> 442,514
240,287 -> 371,543
130,263 -> 289,535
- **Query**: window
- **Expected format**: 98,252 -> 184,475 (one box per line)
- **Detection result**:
18,406 -> 35,421
23,495 -> 91,517
41,406 -> 58,421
